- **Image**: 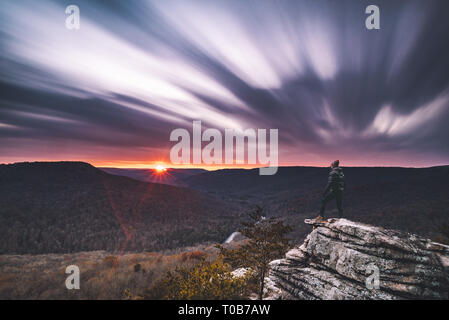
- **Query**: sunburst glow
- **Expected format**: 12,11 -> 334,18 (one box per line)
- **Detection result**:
155,165 -> 167,173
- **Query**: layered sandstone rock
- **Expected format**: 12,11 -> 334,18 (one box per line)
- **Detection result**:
268,218 -> 449,300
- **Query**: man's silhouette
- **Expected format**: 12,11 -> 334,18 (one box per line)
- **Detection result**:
315,160 -> 345,222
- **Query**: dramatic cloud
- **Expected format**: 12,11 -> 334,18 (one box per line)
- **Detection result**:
0,0 -> 448,167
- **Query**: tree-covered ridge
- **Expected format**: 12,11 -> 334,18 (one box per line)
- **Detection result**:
0,162 -> 242,254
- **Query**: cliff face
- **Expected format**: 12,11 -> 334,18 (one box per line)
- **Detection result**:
269,218 -> 449,300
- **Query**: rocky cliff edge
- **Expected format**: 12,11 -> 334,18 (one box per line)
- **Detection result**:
268,218 -> 449,300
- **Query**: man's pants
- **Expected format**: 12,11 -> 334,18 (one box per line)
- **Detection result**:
320,190 -> 343,218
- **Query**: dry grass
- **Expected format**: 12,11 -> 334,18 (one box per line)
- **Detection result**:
0,246 -> 218,300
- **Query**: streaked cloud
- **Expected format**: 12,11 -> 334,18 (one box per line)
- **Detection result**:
0,0 -> 448,167
367,95 -> 449,137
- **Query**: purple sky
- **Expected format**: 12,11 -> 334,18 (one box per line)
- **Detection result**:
0,0 -> 449,168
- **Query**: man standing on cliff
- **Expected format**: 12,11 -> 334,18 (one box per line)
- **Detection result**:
314,160 -> 345,222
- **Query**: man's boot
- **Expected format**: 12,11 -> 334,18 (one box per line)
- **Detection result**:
314,215 -> 327,223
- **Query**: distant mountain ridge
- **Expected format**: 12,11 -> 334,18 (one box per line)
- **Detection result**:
183,165 -> 449,194
99,167 -> 207,186
98,164 -> 449,241
180,165 -> 449,241
2,162 -> 449,255
0,162 -> 242,254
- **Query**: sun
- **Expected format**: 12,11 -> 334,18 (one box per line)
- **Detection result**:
155,164 -> 167,173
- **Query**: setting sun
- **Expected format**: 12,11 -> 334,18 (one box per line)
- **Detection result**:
155,164 -> 167,173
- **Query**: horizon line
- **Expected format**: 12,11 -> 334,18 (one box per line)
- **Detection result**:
1,160 -> 448,171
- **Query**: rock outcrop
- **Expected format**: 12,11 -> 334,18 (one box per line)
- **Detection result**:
269,218 -> 449,300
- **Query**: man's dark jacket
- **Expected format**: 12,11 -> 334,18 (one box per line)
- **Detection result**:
324,166 -> 346,194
